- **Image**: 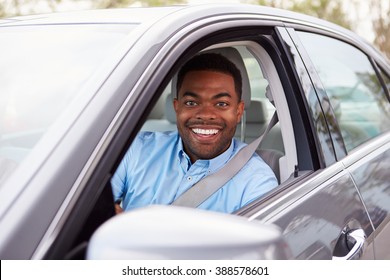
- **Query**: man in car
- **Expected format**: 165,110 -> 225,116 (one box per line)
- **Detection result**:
111,52 -> 278,213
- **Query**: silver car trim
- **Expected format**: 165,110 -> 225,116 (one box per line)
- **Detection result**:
341,132 -> 390,168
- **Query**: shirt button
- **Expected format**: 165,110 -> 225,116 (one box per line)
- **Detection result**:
187,176 -> 192,181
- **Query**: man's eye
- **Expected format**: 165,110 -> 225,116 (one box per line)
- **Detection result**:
216,102 -> 228,107
185,101 -> 197,106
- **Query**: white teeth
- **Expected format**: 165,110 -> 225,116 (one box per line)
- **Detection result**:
192,128 -> 218,135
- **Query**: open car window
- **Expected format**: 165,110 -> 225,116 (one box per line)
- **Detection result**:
140,41 -> 297,185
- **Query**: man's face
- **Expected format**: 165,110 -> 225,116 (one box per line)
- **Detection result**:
174,70 -> 244,163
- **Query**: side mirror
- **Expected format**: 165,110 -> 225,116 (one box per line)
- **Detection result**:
86,205 -> 289,259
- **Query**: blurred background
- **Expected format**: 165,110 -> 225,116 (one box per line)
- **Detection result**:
0,0 -> 389,59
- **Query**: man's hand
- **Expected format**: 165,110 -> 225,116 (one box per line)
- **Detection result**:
115,203 -> 124,214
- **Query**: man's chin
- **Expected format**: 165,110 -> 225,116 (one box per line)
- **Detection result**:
192,148 -> 223,160
184,138 -> 231,161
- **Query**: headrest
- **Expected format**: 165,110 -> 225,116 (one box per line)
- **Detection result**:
171,47 -> 251,109
165,93 -> 176,123
246,99 -> 268,123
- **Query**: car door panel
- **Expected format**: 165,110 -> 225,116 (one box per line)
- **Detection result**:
342,137 -> 390,259
237,27 -> 375,259
248,165 -> 375,259
289,27 -> 390,260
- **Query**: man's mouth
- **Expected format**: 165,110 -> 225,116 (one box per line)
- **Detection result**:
191,128 -> 219,136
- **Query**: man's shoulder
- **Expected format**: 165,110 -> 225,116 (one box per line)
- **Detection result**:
127,130 -> 180,160
232,139 -> 274,174
232,139 -> 261,162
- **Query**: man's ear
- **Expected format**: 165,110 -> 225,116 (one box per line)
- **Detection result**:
173,98 -> 179,112
236,100 -> 245,123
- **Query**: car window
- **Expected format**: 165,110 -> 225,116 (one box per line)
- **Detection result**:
141,42 -> 296,185
143,45 -> 280,147
297,32 -> 390,152
0,24 -> 135,187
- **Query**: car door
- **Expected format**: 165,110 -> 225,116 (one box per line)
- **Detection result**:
237,26 -> 377,259
292,30 -> 390,259
130,21 -> 377,259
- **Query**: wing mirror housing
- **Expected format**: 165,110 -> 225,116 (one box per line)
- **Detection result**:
86,205 -> 289,259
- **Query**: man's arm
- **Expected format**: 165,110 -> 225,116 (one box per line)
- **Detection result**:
114,203 -> 124,214
111,152 -> 132,213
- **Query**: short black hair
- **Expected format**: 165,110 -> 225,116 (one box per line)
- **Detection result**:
176,52 -> 242,99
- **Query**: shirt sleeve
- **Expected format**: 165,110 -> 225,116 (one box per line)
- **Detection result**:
239,155 -> 279,208
110,138 -> 137,203
111,156 -> 128,202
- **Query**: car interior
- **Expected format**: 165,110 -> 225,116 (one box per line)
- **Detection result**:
141,42 -> 297,184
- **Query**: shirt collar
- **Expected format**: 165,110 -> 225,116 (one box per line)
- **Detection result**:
177,135 -> 235,174
207,140 -> 234,173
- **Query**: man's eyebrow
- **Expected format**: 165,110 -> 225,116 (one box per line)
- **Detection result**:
212,92 -> 233,99
180,91 -> 234,99
182,91 -> 198,98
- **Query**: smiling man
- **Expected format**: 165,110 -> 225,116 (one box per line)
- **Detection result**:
111,53 -> 278,213
174,68 -> 243,163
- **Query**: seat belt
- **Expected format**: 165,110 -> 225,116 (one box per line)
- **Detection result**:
172,112 -> 279,208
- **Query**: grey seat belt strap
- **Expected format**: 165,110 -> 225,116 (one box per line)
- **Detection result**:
172,112 -> 278,208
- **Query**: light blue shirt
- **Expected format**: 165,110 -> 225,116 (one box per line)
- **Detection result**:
111,131 -> 278,213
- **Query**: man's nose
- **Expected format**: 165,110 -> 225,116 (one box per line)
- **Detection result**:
195,104 -> 216,119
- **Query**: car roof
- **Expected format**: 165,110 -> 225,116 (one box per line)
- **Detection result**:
0,6 -> 182,25
0,3 -> 383,64
0,4 -> 351,32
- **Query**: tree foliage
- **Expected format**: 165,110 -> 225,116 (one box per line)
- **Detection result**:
289,0 -> 351,29
255,0 -> 389,59
256,0 -> 351,29
371,0 -> 390,59
93,0 -> 185,9
0,0 -> 186,17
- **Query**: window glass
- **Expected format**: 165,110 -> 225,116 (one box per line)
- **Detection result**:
0,24 -> 135,186
297,32 -> 390,152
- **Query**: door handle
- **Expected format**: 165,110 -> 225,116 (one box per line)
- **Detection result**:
333,229 -> 366,260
